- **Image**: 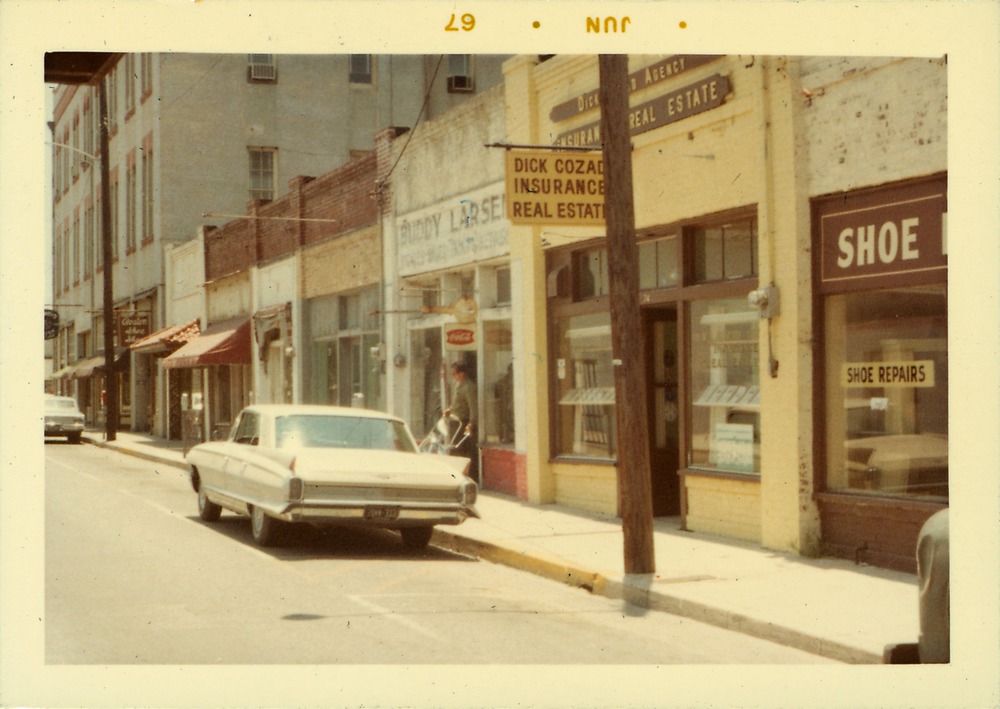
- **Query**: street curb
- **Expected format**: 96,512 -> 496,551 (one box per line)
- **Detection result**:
82,435 -> 189,471
431,528 -> 880,665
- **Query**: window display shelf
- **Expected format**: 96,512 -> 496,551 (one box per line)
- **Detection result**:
693,384 -> 760,410
558,386 -> 616,406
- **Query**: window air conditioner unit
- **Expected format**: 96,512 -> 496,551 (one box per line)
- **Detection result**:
447,75 -> 474,93
251,64 -> 276,81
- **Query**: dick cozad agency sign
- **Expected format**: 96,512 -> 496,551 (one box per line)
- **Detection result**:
505,150 -> 606,226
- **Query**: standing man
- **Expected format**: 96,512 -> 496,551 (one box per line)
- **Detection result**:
445,361 -> 479,483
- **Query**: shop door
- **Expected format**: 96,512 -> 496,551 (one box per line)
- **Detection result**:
646,309 -> 681,516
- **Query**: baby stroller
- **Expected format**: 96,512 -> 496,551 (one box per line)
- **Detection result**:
418,412 -> 470,456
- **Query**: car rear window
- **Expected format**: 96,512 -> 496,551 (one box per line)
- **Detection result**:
275,415 -> 416,453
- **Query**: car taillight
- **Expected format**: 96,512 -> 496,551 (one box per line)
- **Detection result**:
287,476 -> 303,501
459,480 -> 477,505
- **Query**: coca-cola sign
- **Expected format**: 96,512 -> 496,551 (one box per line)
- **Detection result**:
445,323 -> 477,351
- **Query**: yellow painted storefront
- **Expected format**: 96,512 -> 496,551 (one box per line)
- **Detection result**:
503,54 -> 819,557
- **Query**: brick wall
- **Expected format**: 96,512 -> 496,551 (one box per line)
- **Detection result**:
203,151 -> 380,280
204,221 -> 254,281
800,56 -> 947,196
301,153 -> 377,248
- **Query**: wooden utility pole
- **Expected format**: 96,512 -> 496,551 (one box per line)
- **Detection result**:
98,75 -> 117,442
598,55 -> 655,574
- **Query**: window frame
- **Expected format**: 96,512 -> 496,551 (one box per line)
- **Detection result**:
812,174 -> 949,504
348,54 -> 373,84
545,208 -> 759,467
248,146 -> 277,202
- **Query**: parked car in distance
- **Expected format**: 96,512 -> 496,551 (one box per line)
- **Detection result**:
44,394 -> 85,443
186,404 -> 479,549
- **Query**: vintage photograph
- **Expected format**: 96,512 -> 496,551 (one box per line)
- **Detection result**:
3,1 -> 998,707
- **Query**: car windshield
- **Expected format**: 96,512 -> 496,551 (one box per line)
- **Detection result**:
274,415 -> 417,453
47,398 -> 78,410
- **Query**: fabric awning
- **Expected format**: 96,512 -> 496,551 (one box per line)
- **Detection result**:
51,364 -> 78,379
163,317 -> 251,369
72,349 -> 128,379
130,319 -> 200,354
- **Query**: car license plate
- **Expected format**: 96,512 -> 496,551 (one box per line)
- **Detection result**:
364,506 -> 399,522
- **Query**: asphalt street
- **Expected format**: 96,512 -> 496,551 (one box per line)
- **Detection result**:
45,441 -> 837,665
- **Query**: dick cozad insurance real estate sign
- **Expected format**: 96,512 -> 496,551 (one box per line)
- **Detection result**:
505,150 -> 606,226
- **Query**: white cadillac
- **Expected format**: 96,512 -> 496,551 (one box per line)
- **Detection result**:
187,405 -> 479,548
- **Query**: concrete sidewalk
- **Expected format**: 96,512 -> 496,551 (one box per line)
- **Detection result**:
81,429 -> 919,664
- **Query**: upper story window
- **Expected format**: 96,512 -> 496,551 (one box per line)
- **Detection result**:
106,67 -> 118,134
83,98 -> 95,160
247,54 -> 277,83
349,54 -> 372,84
140,53 -> 153,99
124,54 -> 136,115
248,147 -> 276,202
447,54 -> 474,93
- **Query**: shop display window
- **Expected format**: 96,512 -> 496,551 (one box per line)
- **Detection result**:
481,320 -> 514,444
824,285 -> 948,500
409,327 -> 444,438
553,311 -> 617,459
689,298 -> 761,474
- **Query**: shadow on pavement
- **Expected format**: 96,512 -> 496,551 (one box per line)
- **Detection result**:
188,513 -> 478,563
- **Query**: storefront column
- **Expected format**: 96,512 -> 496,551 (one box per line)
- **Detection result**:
755,57 -> 821,556
504,55 -> 555,504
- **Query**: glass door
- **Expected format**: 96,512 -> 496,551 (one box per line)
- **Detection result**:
647,308 -> 681,516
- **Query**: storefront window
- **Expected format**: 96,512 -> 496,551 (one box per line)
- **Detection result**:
309,286 -> 381,410
824,285 -> 948,500
409,327 -> 444,438
689,298 -> 760,474
482,320 -> 514,444
553,311 -> 616,459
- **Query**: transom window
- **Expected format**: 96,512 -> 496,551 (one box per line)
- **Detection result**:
693,219 -> 757,283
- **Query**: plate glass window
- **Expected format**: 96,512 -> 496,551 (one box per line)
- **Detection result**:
553,311 -> 616,459
824,285 -> 947,500
689,298 -> 760,474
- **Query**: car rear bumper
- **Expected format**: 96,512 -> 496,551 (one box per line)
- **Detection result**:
45,422 -> 85,435
278,501 -> 479,527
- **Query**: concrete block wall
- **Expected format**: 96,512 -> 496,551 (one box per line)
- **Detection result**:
302,226 -> 380,298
